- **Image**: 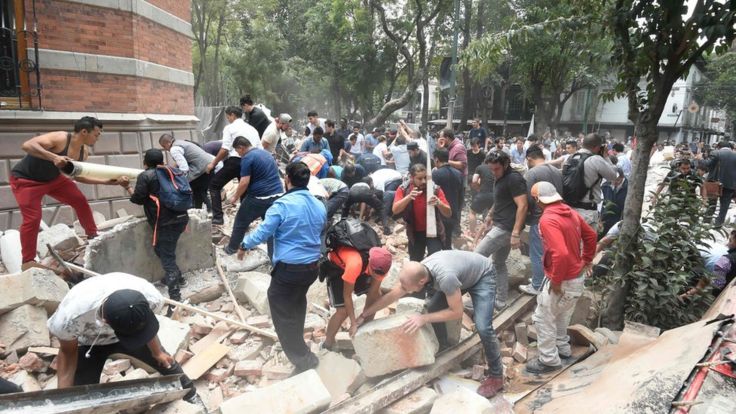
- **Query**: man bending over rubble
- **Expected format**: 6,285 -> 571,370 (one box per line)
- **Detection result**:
48,272 -> 200,404
356,250 -> 504,399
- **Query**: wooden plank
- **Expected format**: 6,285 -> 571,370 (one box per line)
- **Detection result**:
182,342 -> 230,380
324,294 -> 536,414
27,347 -> 59,356
163,298 -> 278,340
215,261 -> 248,324
190,321 -> 232,355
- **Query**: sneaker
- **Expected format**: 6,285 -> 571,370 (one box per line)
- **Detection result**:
222,245 -> 237,255
519,284 -> 541,295
526,358 -> 562,374
494,301 -> 507,311
558,348 -> 572,359
476,375 -> 504,398
178,277 -> 188,287
211,218 -> 224,225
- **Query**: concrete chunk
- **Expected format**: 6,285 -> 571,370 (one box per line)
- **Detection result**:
37,223 -> 80,258
234,272 -> 271,316
147,400 -> 206,414
234,359 -> 263,377
379,387 -> 438,414
315,351 -> 366,402
353,312 -> 439,377
0,268 -> 69,316
219,369 -> 331,414
430,389 -> 492,414
514,323 -> 528,346
396,297 -> 426,314
8,370 -> 42,392
185,284 -> 225,305
156,315 -> 191,355
0,304 -> 50,355
512,342 -> 527,363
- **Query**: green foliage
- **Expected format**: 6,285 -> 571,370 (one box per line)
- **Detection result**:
590,174 -> 722,330
695,51 -> 736,123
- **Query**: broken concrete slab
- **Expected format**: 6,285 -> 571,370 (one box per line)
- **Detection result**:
8,369 -> 42,392
316,350 -> 366,402
378,387 -> 438,414
37,223 -> 81,258
234,359 -> 263,377
234,272 -> 271,316
0,268 -> 69,316
84,212 -> 214,282
219,369 -> 331,414
0,304 -> 50,355
513,342 -> 528,363
429,388 -> 492,414
567,324 -> 608,350
595,327 -> 621,345
397,297 -> 426,314
353,312 -> 439,377
157,315 -> 191,355
103,358 -> 132,375
1,230 -> 23,274
220,248 -> 270,273
515,323 -> 528,346
569,292 -> 594,327
147,400 -> 206,414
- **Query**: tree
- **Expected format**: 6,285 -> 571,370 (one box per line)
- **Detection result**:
696,51 -> 736,133
464,0 -> 609,135
600,0 -> 736,328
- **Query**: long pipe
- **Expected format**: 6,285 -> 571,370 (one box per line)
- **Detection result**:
61,160 -> 143,181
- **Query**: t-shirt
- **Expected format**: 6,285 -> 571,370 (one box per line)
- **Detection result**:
447,138 -> 468,177
492,169 -> 527,232
320,177 -> 348,195
326,133 -> 344,162
261,121 -> 283,153
525,164 -> 563,224
328,246 -> 386,284
300,137 -> 330,153
467,149 -> 486,182
394,184 -> 448,232
373,142 -> 388,165
240,148 -> 284,197
664,170 -> 702,196
371,168 -> 403,192
222,118 -> 260,157
474,164 -> 495,194
390,144 -> 411,175
432,165 -> 463,222
468,127 -> 488,143
423,250 -> 493,295
47,273 -> 163,346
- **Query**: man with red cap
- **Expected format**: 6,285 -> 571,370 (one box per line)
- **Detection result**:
47,273 -> 199,404
322,246 -> 394,349
525,181 -> 597,374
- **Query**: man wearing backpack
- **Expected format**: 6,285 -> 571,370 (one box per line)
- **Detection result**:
120,149 -> 191,308
562,133 -> 618,229
158,133 -> 215,210
321,230 -> 393,348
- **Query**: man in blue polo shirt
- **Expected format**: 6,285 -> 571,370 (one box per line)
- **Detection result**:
224,136 -> 284,256
300,127 -> 330,153
237,162 -> 326,374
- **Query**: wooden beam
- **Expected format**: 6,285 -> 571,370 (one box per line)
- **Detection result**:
181,342 -> 230,380
324,295 -> 535,414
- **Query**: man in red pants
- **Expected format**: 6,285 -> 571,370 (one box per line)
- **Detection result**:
10,116 -> 119,270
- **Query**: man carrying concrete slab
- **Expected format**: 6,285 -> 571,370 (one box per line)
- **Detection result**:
48,273 -> 200,404
10,116 -> 122,270
356,250 -> 504,399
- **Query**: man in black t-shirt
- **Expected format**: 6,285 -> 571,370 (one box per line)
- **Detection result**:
653,158 -> 704,204
469,163 -> 495,237
474,151 -> 528,310
432,148 -> 464,249
467,138 -> 486,187
408,141 -> 428,169
324,120 -> 343,162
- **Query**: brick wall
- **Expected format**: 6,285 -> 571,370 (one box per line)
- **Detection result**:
0,125 -> 201,231
26,0 -> 194,114
41,70 -> 194,114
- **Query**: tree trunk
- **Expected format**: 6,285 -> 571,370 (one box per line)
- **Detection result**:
459,0 -> 473,131
366,69 -> 425,129
334,76 -> 342,120
422,75 -> 430,129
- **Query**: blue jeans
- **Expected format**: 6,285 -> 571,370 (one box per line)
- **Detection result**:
529,223 -> 546,290
426,270 -> 502,377
227,195 -> 276,257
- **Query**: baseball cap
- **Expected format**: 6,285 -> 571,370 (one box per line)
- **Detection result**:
531,181 -> 563,204
368,247 -> 393,275
407,142 -> 419,150
103,289 -> 159,350
279,113 -> 292,123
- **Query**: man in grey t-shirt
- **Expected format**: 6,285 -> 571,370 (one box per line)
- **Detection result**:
520,145 -> 563,295
357,251 -> 504,399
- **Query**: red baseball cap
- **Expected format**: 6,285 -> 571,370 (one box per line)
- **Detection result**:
368,247 -> 393,275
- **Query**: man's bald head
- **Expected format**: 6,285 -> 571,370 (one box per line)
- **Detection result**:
399,261 -> 429,293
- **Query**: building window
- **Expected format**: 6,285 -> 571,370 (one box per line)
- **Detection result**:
0,0 -> 39,109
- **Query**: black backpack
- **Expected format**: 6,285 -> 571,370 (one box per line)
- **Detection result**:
562,152 -> 599,206
319,218 -> 382,281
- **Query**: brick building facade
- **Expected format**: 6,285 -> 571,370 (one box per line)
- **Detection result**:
0,0 -> 198,230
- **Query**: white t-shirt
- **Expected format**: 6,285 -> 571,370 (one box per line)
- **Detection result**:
351,133 -> 365,155
47,273 -> 163,346
307,175 -> 329,199
373,142 -> 388,165
222,118 -> 261,157
169,146 -> 189,173
261,121 -> 284,153
371,168 -> 403,192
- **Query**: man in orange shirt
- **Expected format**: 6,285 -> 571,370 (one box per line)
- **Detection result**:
323,246 -> 393,349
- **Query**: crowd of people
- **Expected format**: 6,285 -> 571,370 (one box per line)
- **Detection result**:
7,96 -> 736,402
